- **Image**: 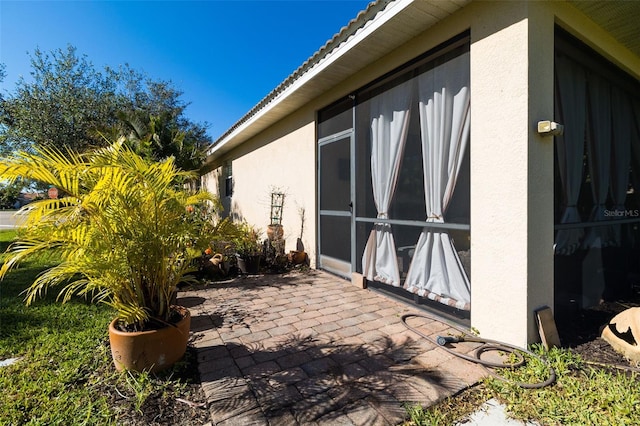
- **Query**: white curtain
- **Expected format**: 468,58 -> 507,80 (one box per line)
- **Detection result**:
582,73 -> 615,249
404,52 -> 470,309
610,87 -> 632,246
362,80 -> 413,286
554,56 -> 587,255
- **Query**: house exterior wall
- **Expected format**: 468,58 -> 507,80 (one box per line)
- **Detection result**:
203,0 -> 639,347
201,167 -> 221,199
204,108 -> 318,264
467,0 -> 638,346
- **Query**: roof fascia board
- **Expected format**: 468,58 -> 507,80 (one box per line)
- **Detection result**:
207,0 -> 416,158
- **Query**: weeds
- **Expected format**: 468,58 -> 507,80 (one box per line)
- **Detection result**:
403,385 -> 490,426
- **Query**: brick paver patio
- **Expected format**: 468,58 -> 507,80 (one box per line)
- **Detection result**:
179,270 -> 486,425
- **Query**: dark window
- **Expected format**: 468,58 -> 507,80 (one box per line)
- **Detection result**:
318,97 -> 353,139
224,162 -> 233,197
225,176 -> 233,197
553,27 -> 640,317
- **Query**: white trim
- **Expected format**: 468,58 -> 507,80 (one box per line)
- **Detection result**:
319,255 -> 351,278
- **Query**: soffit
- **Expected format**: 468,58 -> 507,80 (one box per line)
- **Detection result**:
568,1 -> 640,58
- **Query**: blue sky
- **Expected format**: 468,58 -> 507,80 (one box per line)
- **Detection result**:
0,0 -> 370,141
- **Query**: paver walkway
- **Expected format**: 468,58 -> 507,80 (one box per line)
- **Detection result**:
180,270 -> 486,425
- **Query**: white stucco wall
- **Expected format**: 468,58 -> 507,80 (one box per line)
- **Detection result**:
469,1 -> 555,347
467,0 -> 639,346
200,167 -> 221,199
204,108 -> 318,266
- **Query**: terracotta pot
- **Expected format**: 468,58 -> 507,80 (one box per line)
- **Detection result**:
288,250 -> 307,265
108,306 -> 191,373
267,224 -> 284,241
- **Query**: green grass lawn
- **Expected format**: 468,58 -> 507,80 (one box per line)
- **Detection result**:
484,346 -> 640,425
0,230 -> 203,425
0,230 -> 116,423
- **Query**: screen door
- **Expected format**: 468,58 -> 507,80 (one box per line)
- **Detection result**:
318,130 -> 354,278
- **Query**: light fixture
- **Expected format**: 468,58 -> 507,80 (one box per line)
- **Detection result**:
537,120 -> 564,136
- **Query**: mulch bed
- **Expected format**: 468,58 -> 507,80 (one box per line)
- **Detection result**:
556,299 -> 640,369
108,346 -> 211,426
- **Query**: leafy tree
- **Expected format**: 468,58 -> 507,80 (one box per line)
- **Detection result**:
113,109 -> 208,173
0,45 -> 210,172
0,179 -> 23,209
0,46 -> 121,154
0,139 -> 218,329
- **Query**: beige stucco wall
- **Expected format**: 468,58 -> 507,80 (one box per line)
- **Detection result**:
200,167 -> 221,199
204,108 -> 318,265
203,0 -> 639,347
467,0 -> 639,345
469,1 -> 555,347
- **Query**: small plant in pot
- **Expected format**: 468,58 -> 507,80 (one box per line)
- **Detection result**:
198,218 -> 242,280
234,223 -> 262,274
0,139 -> 218,373
266,190 -> 285,244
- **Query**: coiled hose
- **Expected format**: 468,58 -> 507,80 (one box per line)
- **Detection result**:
401,313 -> 556,389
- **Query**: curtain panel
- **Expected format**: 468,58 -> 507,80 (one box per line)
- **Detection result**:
610,87 -> 633,246
361,80 -> 413,286
632,99 -> 640,251
633,100 -> 640,215
554,55 -> 587,255
582,73 -> 615,249
403,52 -> 471,310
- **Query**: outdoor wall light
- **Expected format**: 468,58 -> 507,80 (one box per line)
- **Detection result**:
537,120 -> 564,136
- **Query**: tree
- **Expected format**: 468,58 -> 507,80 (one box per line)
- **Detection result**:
114,109 -> 209,173
0,46 -> 121,154
0,63 -> 6,98
0,45 -> 210,171
0,179 -> 22,209
0,139 -> 217,330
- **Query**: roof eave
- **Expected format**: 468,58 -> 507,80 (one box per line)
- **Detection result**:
207,0 -> 640,164
206,0 -> 415,160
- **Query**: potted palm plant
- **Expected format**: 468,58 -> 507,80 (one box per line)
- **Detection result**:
0,139 -> 217,373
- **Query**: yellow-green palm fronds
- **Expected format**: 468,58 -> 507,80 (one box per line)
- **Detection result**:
0,145 -> 87,198
1,137 -> 221,329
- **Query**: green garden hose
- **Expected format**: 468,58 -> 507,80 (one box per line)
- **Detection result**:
401,313 -> 556,389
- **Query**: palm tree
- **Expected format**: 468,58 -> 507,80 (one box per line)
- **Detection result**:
108,109 -> 207,176
0,139 -> 217,330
